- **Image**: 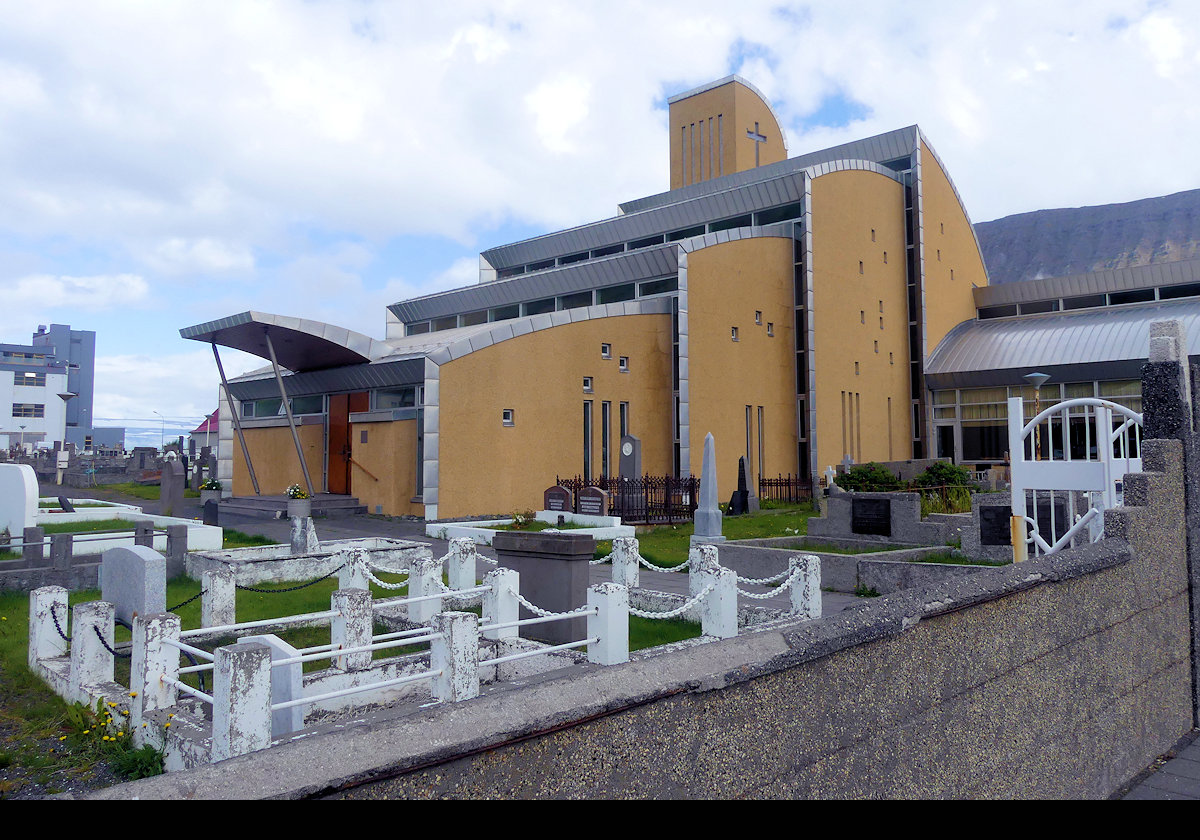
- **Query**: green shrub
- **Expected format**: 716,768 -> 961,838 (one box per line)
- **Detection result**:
836,462 -> 901,492
912,461 -> 973,488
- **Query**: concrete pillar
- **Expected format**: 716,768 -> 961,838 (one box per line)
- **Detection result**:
444,537 -> 476,591
69,600 -> 115,703
331,588 -> 373,671
133,520 -> 154,549
693,560 -> 737,640
431,611 -> 479,702
609,537 -> 640,590
789,554 -> 822,620
689,543 -> 720,602
492,531 -> 595,644
165,524 -> 188,565
240,634 -> 304,738
212,642 -> 273,762
408,557 -> 443,624
587,583 -> 629,665
482,567 -> 519,641
335,548 -> 370,591
23,526 -> 44,564
201,567 -> 236,628
50,533 -> 73,571
28,586 -> 69,667
130,612 -> 181,740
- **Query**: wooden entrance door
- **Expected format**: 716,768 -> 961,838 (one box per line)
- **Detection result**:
327,392 -> 369,494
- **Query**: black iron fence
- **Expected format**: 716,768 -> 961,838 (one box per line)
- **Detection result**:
757,474 -> 813,504
555,474 -> 699,524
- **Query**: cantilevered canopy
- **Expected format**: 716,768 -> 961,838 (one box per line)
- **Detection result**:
180,311 -> 389,373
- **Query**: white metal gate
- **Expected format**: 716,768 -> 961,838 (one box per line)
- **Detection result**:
1007,396 -> 1142,559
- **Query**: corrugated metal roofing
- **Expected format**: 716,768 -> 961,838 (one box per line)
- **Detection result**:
617,125 -> 918,215
479,171 -> 807,270
389,245 -> 679,323
925,297 -> 1200,388
227,357 -> 425,401
973,258 -> 1200,307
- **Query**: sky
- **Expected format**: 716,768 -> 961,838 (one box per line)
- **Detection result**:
2,0 -> 1198,448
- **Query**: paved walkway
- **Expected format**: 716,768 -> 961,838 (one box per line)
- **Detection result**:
1120,731 -> 1200,799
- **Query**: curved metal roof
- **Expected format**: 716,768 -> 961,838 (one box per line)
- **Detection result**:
925,298 -> 1200,388
180,311 -> 391,373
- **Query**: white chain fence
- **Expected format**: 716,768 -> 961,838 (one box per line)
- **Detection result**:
364,561 -> 410,591
628,581 -> 716,620
736,564 -> 807,599
513,589 -> 595,619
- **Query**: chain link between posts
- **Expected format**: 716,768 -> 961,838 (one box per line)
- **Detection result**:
512,589 -> 595,619
235,564 -> 347,594
364,560 -> 410,590
49,602 -> 71,642
736,564 -> 807,599
628,580 -> 716,620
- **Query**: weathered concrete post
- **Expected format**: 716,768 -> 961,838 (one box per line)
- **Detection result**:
212,642 -> 273,762
587,583 -> 629,665
688,543 -> 720,604
431,611 -> 479,702
69,600 -> 115,703
331,588 -> 374,671
129,613 -> 181,739
50,533 -> 73,572
444,537 -> 476,591
165,524 -> 188,568
609,537 -> 640,590
133,520 -> 154,548
22,526 -> 45,564
691,551 -> 736,639
336,547 -> 371,591
201,567 -> 236,628
28,586 -> 69,668
492,531 -> 594,644
239,634 -> 304,738
408,557 -> 444,624
482,567 -> 519,641
789,554 -> 822,620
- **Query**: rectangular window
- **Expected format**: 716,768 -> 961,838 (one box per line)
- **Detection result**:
619,356 -> 629,372
755,310 -> 762,325
16,372 -> 46,387
757,406 -> 764,480
375,388 -> 416,409
583,401 -> 593,481
602,401 -> 611,477
731,327 -> 739,342
601,343 -> 612,359
583,377 -> 593,393
745,405 -> 753,474
620,401 -> 629,440
766,323 -> 774,337
12,404 -> 45,418
559,291 -> 593,310
502,408 -> 514,427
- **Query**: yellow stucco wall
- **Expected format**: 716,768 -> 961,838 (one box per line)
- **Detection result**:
350,417 -> 420,517
809,169 -> 912,473
920,140 -> 988,355
232,422 -> 325,497
669,80 -> 786,190
435,315 -> 674,519
686,237 -> 797,499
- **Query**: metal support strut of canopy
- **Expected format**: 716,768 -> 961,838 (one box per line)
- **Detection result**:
262,326 -> 316,499
211,342 -> 261,496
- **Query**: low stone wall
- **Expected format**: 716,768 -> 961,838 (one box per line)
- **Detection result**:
807,490 -> 963,546
94,437 -> 1194,800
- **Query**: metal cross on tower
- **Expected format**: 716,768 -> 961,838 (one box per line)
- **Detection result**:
746,122 -> 767,167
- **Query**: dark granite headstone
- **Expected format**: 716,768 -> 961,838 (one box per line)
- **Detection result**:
727,456 -> 750,515
851,497 -> 891,536
619,435 -> 641,479
56,495 -> 75,513
544,485 -> 572,512
492,532 -> 595,644
979,506 -> 1011,546
203,498 -> 220,526
578,486 -> 609,516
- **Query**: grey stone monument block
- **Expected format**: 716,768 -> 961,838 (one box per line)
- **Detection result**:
619,435 -> 641,479
492,531 -> 594,645
693,432 -> 725,545
160,457 -> 184,517
101,545 -> 167,625
202,498 -> 220,526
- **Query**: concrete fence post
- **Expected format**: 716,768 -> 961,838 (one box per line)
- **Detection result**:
444,537 -> 476,591
331,588 -> 374,671
790,554 -> 822,620
165,524 -> 188,565
689,543 -> 720,602
408,557 -> 444,624
130,612 -> 181,740
696,565 -> 737,640
28,586 -> 69,668
69,600 -> 115,703
133,521 -> 154,549
50,533 -> 73,571
587,583 -> 629,665
336,548 -> 370,591
201,567 -> 237,628
212,642 -> 273,762
430,611 -> 479,702
23,526 -> 44,564
610,537 -> 640,590
482,567 -> 519,640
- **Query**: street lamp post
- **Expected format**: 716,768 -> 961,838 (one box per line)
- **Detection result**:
1024,372 -> 1051,461
153,410 -> 165,453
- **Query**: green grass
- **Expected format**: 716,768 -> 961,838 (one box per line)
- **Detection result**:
795,541 -> 906,555
221,529 -> 277,549
911,551 -> 1010,567
629,616 -> 701,650
492,520 -> 592,532
40,519 -> 142,535
38,501 -> 110,509
97,482 -> 199,501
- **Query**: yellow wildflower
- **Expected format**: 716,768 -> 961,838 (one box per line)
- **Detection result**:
164,722 -> 171,728
82,730 -> 90,735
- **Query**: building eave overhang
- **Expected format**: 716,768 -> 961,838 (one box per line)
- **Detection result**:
179,311 -> 389,373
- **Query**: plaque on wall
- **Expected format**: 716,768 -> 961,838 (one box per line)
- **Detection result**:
979,506 -> 1011,546
544,485 -> 572,512
851,498 -> 891,536
578,486 -> 609,517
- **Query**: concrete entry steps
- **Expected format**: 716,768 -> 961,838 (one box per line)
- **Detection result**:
217,494 -> 368,519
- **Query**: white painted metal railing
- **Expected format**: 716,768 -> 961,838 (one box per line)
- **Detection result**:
1008,396 -> 1143,559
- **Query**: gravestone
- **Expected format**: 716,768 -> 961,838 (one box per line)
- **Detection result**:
979,506 -> 1011,546
619,435 -> 641,479
692,432 -> 725,545
56,495 -> 75,513
161,456 -> 184,517
493,532 -> 594,644
203,498 -> 220,526
100,545 -> 166,625
851,497 -> 892,536
544,485 -> 572,513
188,438 -> 196,458
0,463 -> 38,539
578,486 -> 609,516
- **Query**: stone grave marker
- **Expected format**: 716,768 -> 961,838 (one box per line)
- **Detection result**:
544,485 -> 572,513
578,486 -> 609,516
851,497 -> 891,536
692,432 -> 725,545
101,545 -> 166,625
979,506 -> 1011,546
619,434 -> 641,479
161,455 -> 184,517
